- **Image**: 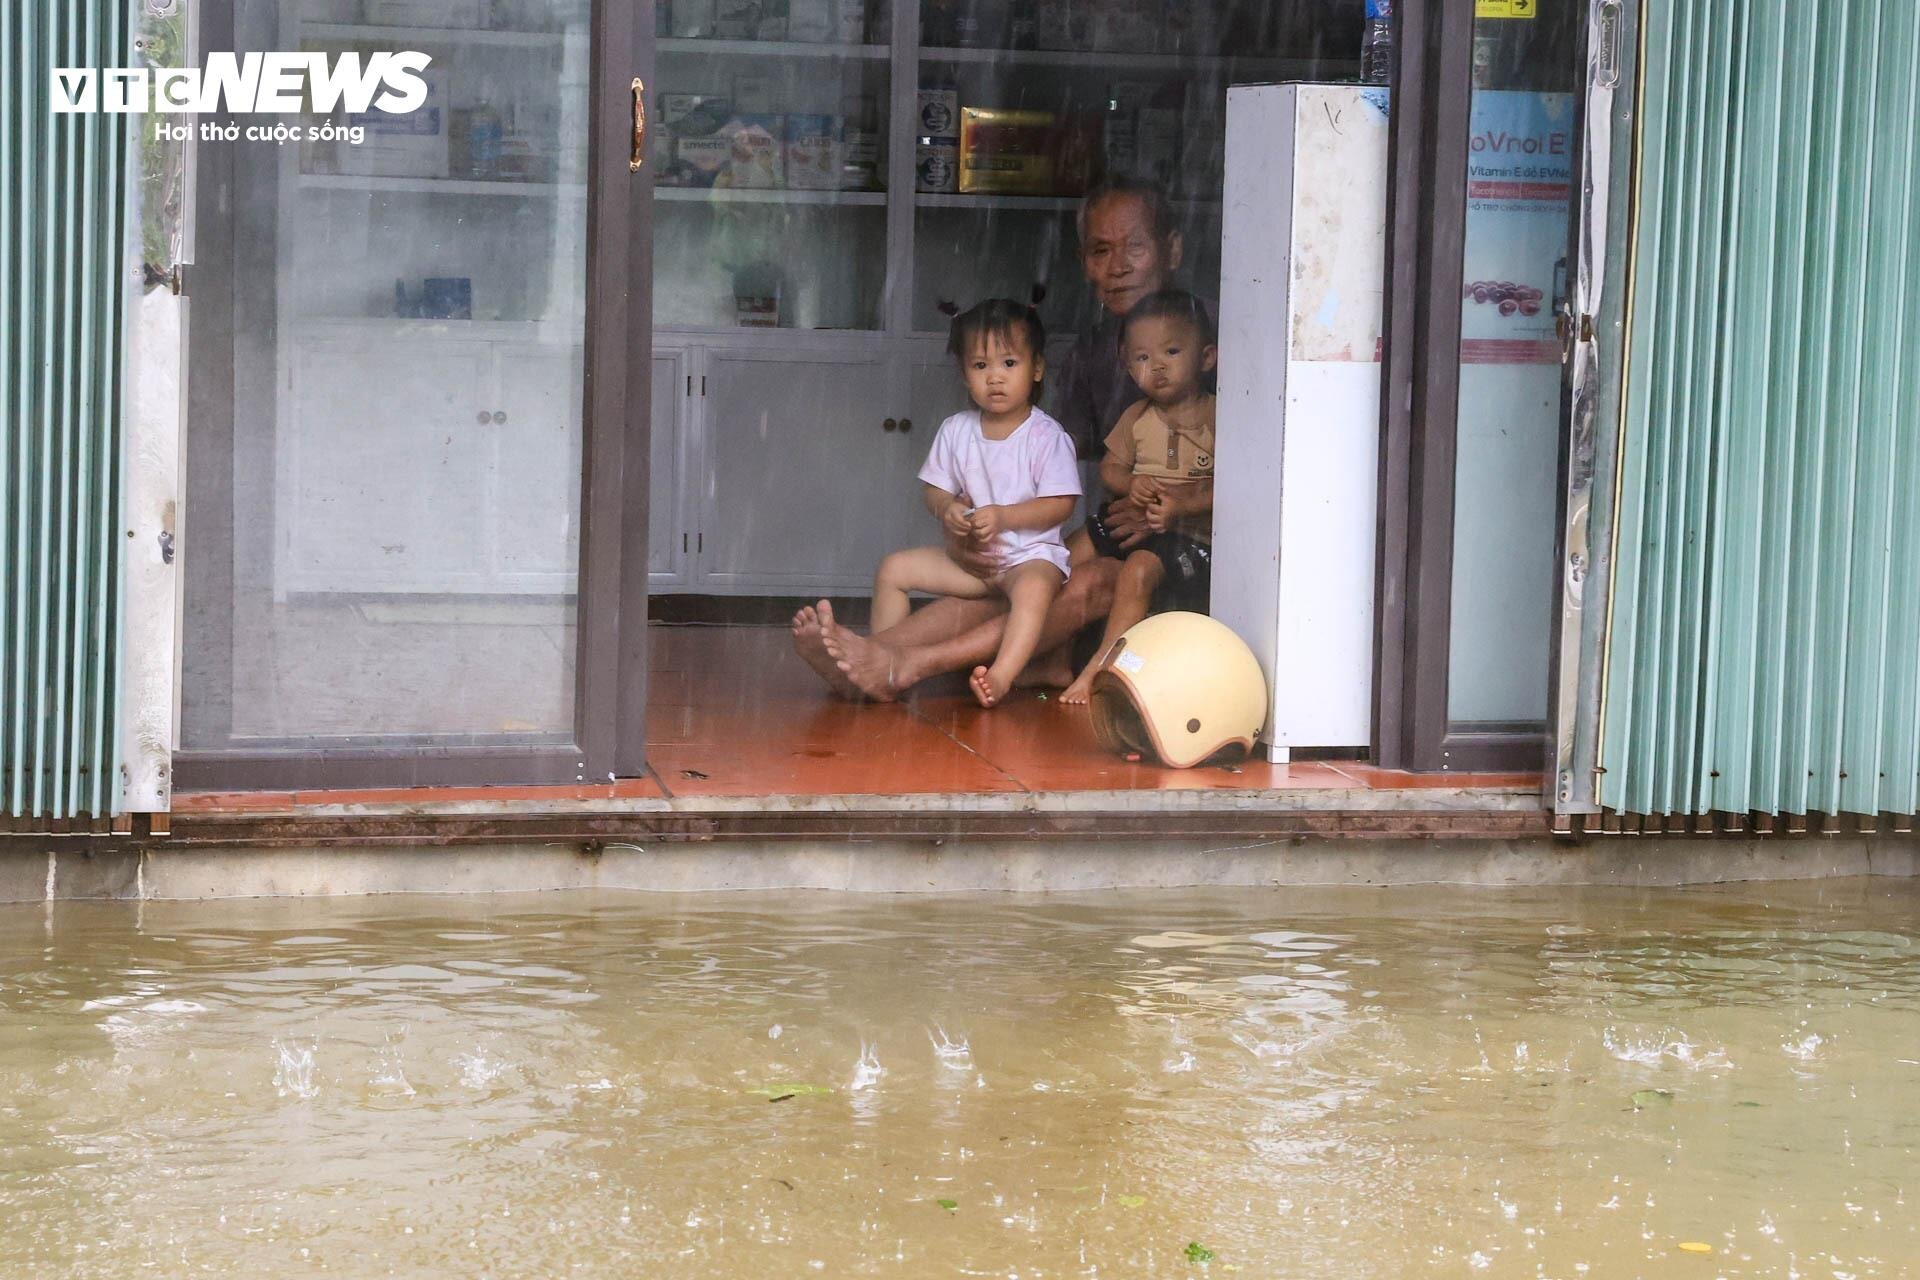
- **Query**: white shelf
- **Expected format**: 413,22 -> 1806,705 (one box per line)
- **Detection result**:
300,173 -> 582,198
660,37 -> 890,60
302,22 -> 566,49
918,45 -> 1309,74
294,317 -> 570,341
915,193 -> 1222,212
915,193 -> 1077,212
657,186 -> 887,207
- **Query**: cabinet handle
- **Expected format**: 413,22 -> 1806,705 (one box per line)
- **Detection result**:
899,417 -> 912,434
883,417 -> 897,433
495,410 -> 508,424
629,78 -> 647,172
477,410 -> 492,424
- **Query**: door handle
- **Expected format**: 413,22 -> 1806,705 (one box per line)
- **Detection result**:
1595,0 -> 1623,89
899,417 -> 912,434
629,78 -> 647,172
883,417 -> 897,432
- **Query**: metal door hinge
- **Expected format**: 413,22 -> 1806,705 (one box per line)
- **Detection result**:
1555,309 -> 1595,362
142,262 -> 188,295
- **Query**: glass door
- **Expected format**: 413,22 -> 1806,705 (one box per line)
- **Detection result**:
1444,2 -> 1582,735
1374,0 -> 1585,773
178,0 -> 652,788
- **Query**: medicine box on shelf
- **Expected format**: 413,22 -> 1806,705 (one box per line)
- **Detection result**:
339,66 -> 450,178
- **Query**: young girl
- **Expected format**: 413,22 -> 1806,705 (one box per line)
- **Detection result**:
869,299 -> 1082,708
1059,290 -> 1217,706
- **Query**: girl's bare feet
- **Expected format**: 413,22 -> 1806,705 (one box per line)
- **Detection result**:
791,602 -> 859,698
970,664 -> 1013,708
820,602 -> 901,702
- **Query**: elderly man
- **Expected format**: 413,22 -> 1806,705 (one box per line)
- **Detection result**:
1053,176 -> 1188,461
793,178 -> 1187,702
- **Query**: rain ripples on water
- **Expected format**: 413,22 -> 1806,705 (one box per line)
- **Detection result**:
1,879 -> 1916,1277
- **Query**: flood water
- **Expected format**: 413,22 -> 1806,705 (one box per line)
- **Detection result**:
3,879 -> 1917,1278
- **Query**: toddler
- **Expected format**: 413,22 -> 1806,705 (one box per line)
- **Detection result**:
1060,290 -> 1217,705
869,299 -> 1082,708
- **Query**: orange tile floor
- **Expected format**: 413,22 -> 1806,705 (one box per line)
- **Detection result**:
176,625 -> 1540,811
645,625 -> 1538,800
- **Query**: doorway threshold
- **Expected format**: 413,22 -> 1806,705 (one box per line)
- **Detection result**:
170,624 -> 1546,843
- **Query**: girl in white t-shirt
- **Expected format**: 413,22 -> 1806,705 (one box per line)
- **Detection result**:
872,300 -> 1082,708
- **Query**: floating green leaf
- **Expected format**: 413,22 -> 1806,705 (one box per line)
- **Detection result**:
1632,1088 -> 1675,1109
1185,1241 -> 1216,1264
1116,1195 -> 1146,1209
936,1198 -> 958,1212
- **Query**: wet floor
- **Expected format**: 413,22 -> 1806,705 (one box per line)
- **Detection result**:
2,879 -> 1916,1278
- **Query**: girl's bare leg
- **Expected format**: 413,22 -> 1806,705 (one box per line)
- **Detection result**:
1059,550 -> 1164,705
871,547 -> 986,634
970,560 -> 1066,708
873,546 -> 993,634
1021,525 -> 1105,689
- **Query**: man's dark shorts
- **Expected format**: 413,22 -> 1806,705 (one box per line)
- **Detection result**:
1085,500 -> 1212,612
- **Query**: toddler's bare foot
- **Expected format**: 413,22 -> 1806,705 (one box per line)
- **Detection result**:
820,602 -> 901,702
791,602 -> 858,698
1058,669 -> 1098,705
970,664 -> 1013,708
1014,644 -> 1073,690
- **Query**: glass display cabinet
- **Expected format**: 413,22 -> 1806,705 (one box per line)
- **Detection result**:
275,1 -> 590,607
259,0 -> 1357,608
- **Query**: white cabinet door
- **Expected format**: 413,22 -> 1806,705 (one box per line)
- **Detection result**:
649,349 -> 689,588
492,344 -> 583,590
279,339 -> 495,593
697,349 -> 918,593
894,352 -> 973,547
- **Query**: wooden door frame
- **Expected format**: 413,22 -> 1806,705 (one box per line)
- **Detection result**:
174,0 -> 653,791
1374,0 -> 1565,774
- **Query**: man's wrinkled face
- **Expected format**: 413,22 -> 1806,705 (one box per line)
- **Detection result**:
1080,194 -> 1182,318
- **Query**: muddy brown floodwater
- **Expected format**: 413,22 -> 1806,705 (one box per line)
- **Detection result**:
2,878 -> 1917,1277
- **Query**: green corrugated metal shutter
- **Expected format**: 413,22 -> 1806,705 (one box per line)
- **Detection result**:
1601,0 -> 1920,818
1,2 -> 132,822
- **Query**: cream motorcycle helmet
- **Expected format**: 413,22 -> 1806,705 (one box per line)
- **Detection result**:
1088,612 -> 1268,768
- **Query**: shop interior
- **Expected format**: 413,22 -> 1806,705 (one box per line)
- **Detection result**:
645,0 -> 1372,793
185,0 -> 1574,794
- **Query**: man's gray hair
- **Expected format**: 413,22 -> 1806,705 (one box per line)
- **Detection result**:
1076,177 -> 1180,246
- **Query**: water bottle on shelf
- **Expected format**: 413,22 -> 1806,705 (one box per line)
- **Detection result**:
1361,0 -> 1394,85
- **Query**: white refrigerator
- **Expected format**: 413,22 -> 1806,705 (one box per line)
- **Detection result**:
1211,83 -> 1389,762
